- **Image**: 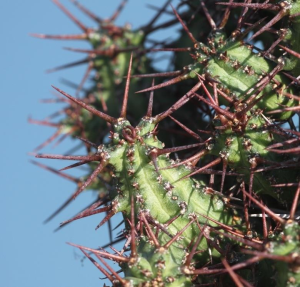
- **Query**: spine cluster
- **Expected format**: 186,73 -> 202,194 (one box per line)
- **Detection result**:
32,1 -> 300,286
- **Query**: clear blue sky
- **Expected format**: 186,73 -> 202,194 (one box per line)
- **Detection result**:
1,1 -> 181,286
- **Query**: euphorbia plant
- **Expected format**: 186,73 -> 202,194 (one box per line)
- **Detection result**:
32,1 -> 300,286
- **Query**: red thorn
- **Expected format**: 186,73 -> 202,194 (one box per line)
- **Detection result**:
30,33 -> 87,40
215,87 -> 234,103
52,126 -> 77,148
136,73 -> 189,94
144,11 -> 190,34
243,61 -> 284,109
271,183 -> 299,188
241,186 -> 285,224
67,242 -> 129,263
160,148 -> 208,171
139,212 -> 160,248
59,160 -> 92,172
35,153 -> 98,161
75,61 -> 93,96
242,184 -> 251,232
200,0 -> 216,30
120,53 -> 133,118
149,153 -> 159,173
149,47 -> 191,53
186,254 -> 262,275
109,0 -> 128,22
64,46 -> 138,56
212,226 -> 263,250
194,92 -> 234,120
218,0 -> 233,29
249,8 -> 287,41
221,258 -> 243,287
164,217 -> 196,249
60,200 -> 109,226
131,70 -> 182,79
216,2 -> 280,11
93,252 -> 126,284
72,161 -> 106,200
267,138 -> 300,150
184,223 -> 206,267
181,158 -> 222,180
75,136 -> 97,148
51,86 -> 117,124
44,188 -> 84,223
268,147 -> 300,154
170,4 -> 198,44
30,160 -> 78,183
169,116 -> 203,141
156,142 -> 205,156
129,195 -> 137,258
95,209 -> 116,230
33,129 -> 61,152
267,105 -> 300,115
241,249 -> 298,264
155,81 -> 202,123
283,92 -> 300,101
290,182 -> 300,220
279,44 -> 300,60
46,58 -> 89,73
79,248 -> 115,282
28,117 -> 59,127
144,0 -> 172,31
145,79 -> 155,118
69,0 -> 102,23
261,205 -> 268,240
220,159 -> 227,194
196,75 -> 216,105
52,0 -> 89,32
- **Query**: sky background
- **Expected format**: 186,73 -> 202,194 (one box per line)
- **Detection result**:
0,1 -> 183,286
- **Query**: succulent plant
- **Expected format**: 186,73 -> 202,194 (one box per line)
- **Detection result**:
32,1 -> 300,286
